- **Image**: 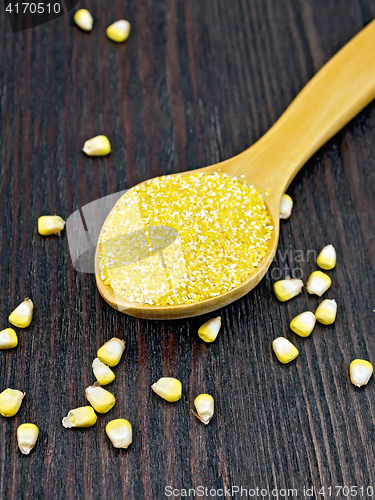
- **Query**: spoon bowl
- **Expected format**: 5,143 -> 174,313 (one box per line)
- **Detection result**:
96,20 -> 375,319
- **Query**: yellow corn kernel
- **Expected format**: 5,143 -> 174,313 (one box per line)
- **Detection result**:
97,338 -> 125,367
306,271 -> 331,296
85,383 -> 116,413
17,423 -> 38,455
279,194 -> 293,219
272,337 -> 299,364
83,135 -> 111,156
9,298 -> 33,328
106,419 -> 132,449
151,377 -> 182,402
74,9 -> 93,31
290,311 -> 316,337
273,279 -> 303,302
317,244 -> 336,270
198,316 -> 221,343
0,328 -> 18,349
315,299 -> 337,325
106,20 -> 131,43
0,389 -> 25,417
92,358 -> 115,385
62,406 -> 97,428
194,394 -> 214,425
350,359 -> 373,387
38,215 -> 65,236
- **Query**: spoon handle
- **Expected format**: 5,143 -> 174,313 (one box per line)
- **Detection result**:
232,19 -> 375,198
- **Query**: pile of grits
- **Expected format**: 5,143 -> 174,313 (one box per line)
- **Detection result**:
99,172 -> 272,306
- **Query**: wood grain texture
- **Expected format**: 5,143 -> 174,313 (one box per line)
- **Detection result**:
0,0 -> 375,499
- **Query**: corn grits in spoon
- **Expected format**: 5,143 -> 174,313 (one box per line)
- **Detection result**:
96,20 -> 375,319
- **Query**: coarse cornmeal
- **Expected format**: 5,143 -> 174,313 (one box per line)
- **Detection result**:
99,172 -> 272,306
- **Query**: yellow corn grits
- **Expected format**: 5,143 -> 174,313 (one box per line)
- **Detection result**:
99,172 -> 273,306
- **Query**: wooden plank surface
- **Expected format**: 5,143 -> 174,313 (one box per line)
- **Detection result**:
1,0 -> 375,498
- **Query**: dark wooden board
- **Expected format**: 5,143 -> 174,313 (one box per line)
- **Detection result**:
1,0 -> 375,498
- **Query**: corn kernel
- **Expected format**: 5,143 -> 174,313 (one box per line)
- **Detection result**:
315,299 -> 337,325
85,383 -> 116,413
92,358 -> 115,385
317,244 -> 336,270
280,194 -> 293,219
0,389 -> 25,417
17,423 -> 39,455
290,311 -> 316,337
106,419 -> 132,449
62,406 -> 97,428
306,271 -> 331,296
74,9 -> 93,31
9,298 -> 33,328
198,317 -> 221,343
83,135 -> 111,156
38,215 -> 65,236
194,394 -> 214,424
151,377 -> 182,402
272,337 -> 299,364
273,279 -> 303,302
97,338 -> 125,367
0,328 -> 18,349
106,20 -> 131,43
350,359 -> 373,387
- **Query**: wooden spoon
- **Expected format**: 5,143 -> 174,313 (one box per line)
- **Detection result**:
96,20 -> 375,319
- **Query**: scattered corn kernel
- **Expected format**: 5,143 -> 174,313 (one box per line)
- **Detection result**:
74,9 -> 93,31
0,389 -> 25,417
194,394 -> 214,424
317,244 -> 336,270
106,19 -> 131,42
83,135 -> 111,156
350,359 -> 373,387
198,317 -> 221,343
0,328 -> 18,349
62,406 -> 97,428
307,271 -> 331,296
38,215 -> 65,236
151,377 -> 182,402
106,419 -> 132,449
272,337 -> 299,364
85,383 -> 116,413
92,358 -> 115,385
97,338 -> 125,367
17,423 -> 38,455
9,298 -> 33,328
273,279 -> 303,302
315,299 -> 337,325
97,338 -> 125,366
280,194 -> 293,219
290,311 -> 316,337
